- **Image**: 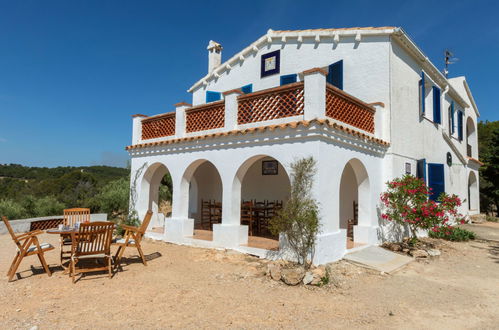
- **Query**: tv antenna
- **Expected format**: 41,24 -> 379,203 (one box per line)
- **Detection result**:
443,49 -> 458,78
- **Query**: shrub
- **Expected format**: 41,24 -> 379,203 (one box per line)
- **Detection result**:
270,157 -> 320,269
0,199 -> 26,219
429,227 -> 476,241
380,175 -> 465,240
33,196 -> 65,217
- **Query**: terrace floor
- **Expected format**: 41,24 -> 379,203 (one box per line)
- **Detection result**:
1,232 -> 498,328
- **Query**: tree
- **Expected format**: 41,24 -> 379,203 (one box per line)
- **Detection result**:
477,120 -> 499,216
270,157 -> 320,269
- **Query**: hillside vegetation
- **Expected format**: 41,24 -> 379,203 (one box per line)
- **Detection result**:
0,164 -> 129,220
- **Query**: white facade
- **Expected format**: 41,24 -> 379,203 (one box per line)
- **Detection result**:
127,27 -> 481,264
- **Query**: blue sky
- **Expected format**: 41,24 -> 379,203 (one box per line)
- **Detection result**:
0,0 -> 497,168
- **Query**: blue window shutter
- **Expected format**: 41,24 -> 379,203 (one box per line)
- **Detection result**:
420,72 -> 426,114
428,163 -> 445,201
432,86 -> 441,124
241,84 -> 253,94
280,74 -> 297,86
451,101 -> 455,134
417,159 -> 427,185
206,91 -> 221,103
327,60 -> 343,90
458,111 -> 463,140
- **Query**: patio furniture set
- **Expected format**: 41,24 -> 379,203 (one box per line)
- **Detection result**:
3,208 -> 153,283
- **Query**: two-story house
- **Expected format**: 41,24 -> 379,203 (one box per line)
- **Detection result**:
127,27 -> 480,264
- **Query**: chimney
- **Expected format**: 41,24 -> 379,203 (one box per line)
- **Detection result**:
207,40 -> 222,74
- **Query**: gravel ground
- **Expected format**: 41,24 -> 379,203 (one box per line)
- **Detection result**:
0,233 -> 498,329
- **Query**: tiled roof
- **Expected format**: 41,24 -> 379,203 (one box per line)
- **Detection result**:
467,156 -> 484,166
272,27 -> 396,33
125,118 -> 389,151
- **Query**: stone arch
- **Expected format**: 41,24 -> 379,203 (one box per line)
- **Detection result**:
468,171 -> 478,211
137,162 -> 172,230
232,154 -> 291,237
179,159 -> 223,231
466,117 -> 477,157
339,158 -> 370,246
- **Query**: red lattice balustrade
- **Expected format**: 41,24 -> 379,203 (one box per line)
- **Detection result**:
142,113 -> 176,140
186,101 -> 225,133
325,84 -> 375,133
238,82 -> 305,124
30,218 -> 63,231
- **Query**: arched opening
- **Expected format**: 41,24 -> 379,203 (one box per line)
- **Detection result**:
234,155 -> 291,250
466,117 -> 476,158
468,171 -> 478,211
182,160 -> 223,241
138,163 -> 173,234
339,158 -> 370,249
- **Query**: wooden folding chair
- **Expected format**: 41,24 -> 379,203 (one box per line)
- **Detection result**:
69,221 -> 114,283
200,199 -> 212,230
241,201 -> 254,236
60,208 -> 90,264
2,216 -> 54,282
113,210 -> 153,267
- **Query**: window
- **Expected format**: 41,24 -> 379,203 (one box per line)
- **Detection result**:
241,84 -> 253,94
428,163 -> 445,201
206,91 -> 221,103
327,60 -> 343,90
458,110 -> 464,141
419,72 -> 426,115
448,101 -> 455,135
416,159 -> 427,185
280,74 -> 297,86
432,86 -> 441,124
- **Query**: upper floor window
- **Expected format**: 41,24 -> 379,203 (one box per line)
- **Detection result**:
241,84 -> 253,94
432,86 -> 441,124
280,74 -> 297,86
327,60 -> 343,90
206,91 -> 222,103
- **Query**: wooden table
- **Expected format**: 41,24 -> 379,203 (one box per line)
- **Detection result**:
46,227 -> 78,273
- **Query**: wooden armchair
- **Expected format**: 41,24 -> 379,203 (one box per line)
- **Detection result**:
241,201 -> 254,236
60,208 -> 91,264
113,210 -> 153,267
2,216 -> 54,282
69,221 -> 115,283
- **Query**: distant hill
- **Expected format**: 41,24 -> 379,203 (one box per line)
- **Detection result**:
0,164 -> 129,183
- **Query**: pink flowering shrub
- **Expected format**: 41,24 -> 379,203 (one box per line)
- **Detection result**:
380,175 -> 465,240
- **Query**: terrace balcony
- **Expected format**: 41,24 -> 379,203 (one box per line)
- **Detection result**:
129,68 -> 387,149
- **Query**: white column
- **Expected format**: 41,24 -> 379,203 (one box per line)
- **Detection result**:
222,89 -> 243,130
131,114 -> 147,145
174,102 -> 191,138
212,169 -> 249,247
166,168 -> 194,243
371,103 -> 388,141
303,68 -> 327,121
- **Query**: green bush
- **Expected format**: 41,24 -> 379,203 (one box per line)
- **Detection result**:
429,227 -> 476,241
0,199 -> 26,219
270,157 -> 320,269
33,196 -> 65,217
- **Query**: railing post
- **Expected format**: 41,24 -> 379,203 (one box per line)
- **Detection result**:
371,103 -> 388,141
131,114 -> 147,144
303,68 -> 327,121
174,102 -> 191,138
223,89 -> 243,130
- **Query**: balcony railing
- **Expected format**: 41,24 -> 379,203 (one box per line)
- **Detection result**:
142,113 -> 176,140
135,69 -> 380,144
325,84 -> 375,133
237,82 -> 304,124
186,100 -> 225,133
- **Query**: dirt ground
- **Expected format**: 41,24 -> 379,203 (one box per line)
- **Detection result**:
0,233 -> 498,329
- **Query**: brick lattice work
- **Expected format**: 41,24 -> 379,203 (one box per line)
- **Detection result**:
30,218 -> 63,231
142,113 -> 176,140
185,101 -> 225,133
325,84 -> 375,133
237,82 -> 305,124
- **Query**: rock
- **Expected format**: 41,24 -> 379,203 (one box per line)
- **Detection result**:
303,272 -> 314,285
29,326 -> 38,330
470,214 -> 486,224
410,249 -> 429,258
266,263 -> 282,281
427,249 -> 441,257
281,267 -> 305,286
402,248 -> 410,253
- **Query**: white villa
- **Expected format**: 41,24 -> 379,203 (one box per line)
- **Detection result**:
127,27 -> 481,264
